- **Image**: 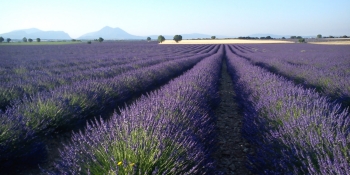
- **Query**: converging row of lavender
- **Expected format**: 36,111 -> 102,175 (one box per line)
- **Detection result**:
0,43 -> 219,173
0,44 -> 215,110
226,44 -> 350,174
47,45 -> 224,174
232,44 -> 350,107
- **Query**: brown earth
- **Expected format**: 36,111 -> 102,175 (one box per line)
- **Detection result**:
213,59 -> 253,175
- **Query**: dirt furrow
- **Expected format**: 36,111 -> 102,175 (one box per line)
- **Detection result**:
214,57 -> 253,175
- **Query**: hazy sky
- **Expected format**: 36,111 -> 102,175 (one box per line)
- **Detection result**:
1,0 -> 349,38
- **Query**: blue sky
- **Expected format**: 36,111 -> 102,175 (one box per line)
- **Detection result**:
1,0 -> 349,38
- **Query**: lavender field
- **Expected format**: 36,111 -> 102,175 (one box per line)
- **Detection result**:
0,42 -> 349,174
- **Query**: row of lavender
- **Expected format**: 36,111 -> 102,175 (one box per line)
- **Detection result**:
231,44 -> 350,106
0,43 -> 214,110
0,43 -> 219,171
226,45 -> 350,174
47,45 -> 224,174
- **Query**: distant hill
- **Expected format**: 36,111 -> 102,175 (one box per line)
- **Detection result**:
0,28 -> 72,39
78,26 -> 144,40
78,27 -> 229,40
1,27 -> 321,40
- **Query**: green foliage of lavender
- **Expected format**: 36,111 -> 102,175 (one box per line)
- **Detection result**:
226,45 -> 350,174
48,46 -> 224,174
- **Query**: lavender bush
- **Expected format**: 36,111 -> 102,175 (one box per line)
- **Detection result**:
48,45 -> 224,174
226,45 -> 350,174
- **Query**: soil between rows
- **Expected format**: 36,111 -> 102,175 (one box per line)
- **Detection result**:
213,57 -> 253,175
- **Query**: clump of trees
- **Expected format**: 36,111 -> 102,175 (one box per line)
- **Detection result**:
147,37 -> 151,42
0,36 -> 4,43
258,36 -> 273,39
23,37 -> 27,42
93,37 -> 104,42
211,36 -> 216,39
290,36 -> 297,39
36,38 -> 41,42
298,38 -> 305,43
28,38 -> 33,42
238,36 -> 258,39
317,34 -> 322,38
87,41 -> 92,44
158,35 -> 165,43
290,36 -> 302,39
173,35 -> 182,43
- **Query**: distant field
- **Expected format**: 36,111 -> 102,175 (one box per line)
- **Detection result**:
309,41 -> 350,45
0,41 -> 81,45
160,39 -> 294,44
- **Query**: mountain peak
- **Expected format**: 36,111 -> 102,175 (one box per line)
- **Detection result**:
102,26 -> 113,30
1,28 -> 71,39
78,27 -> 141,39
13,28 -> 43,34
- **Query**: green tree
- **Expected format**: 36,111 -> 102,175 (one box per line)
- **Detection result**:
173,35 -> 182,43
266,36 -> 272,39
23,37 -> 28,42
158,35 -> 165,43
0,36 -> 4,43
98,37 -> 104,42
298,38 -> 305,43
147,37 -> 151,42
290,36 -> 297,39
87,41 -> 92,44
297,36 -> 302,39
342,35 -> 348,38
282,37 -> 286,39
211,36 -> 216,39
28,38 -> 33,42
317,34 -> 322,38
36,38 -> 41,42
6,38 -> 11,43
